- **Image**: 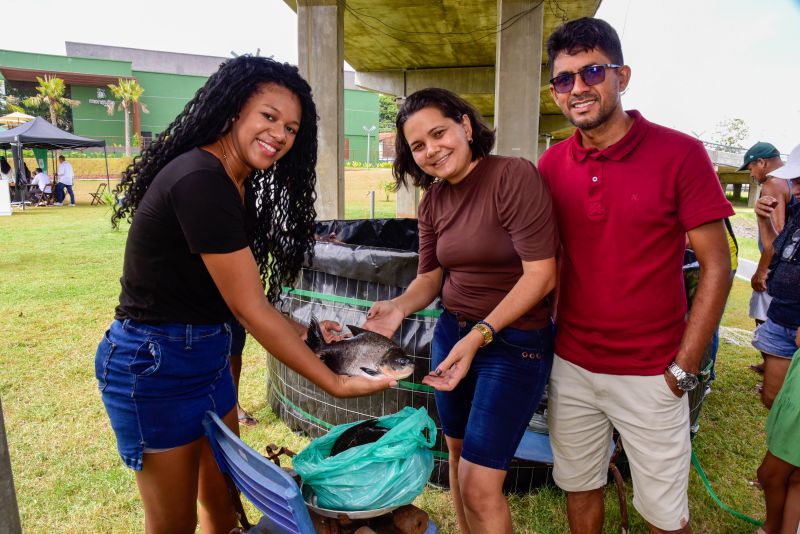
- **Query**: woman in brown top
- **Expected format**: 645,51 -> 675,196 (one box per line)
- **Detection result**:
364,88 -> 558,533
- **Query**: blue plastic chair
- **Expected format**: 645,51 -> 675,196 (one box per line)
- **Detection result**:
204,411 -> 439,534
203,411 -> 316,534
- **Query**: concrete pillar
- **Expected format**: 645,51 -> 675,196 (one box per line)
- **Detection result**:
0,399 -> 22,534
748,180 -> 760,208
493,0 -> 543,162
297,0 -> 345,220
395,182 -> 420,219
732,183 -> 742,201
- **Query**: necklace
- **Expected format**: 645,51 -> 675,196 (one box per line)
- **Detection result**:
218,140 -> 244,201
218,140 -> 233,176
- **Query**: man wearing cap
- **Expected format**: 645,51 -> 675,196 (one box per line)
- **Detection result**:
741,142 -> 797,374
752,144 -> 800,408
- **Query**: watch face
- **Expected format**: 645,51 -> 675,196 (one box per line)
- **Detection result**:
678,374 -> 699,391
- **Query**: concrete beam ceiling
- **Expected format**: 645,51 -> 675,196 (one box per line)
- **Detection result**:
284,0 -> 600,142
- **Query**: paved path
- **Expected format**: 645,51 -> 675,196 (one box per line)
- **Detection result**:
737,258 -> 756,282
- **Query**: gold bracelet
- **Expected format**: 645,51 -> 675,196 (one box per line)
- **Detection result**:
472,323 -> 493,347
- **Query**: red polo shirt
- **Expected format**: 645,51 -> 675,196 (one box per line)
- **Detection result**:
539,110 -> 734,375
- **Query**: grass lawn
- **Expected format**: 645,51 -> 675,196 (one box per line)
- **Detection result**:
0,177 -> 771,532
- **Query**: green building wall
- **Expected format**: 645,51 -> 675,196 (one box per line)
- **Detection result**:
0,50 -> 131,77
132,71 -> 207,138
71,85 -> 125,146
1,49 -> 380,162
344,89 -> 379,163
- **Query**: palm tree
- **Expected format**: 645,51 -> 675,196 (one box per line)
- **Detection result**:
106,78 -> 149,157
23,75 -> 80,126
0,94 -> 24,114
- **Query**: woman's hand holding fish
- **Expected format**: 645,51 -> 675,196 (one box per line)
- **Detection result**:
422,330 -> 483,391
363,300 -> 405,338
332,374 -> 397,398
319,320 -> 350,342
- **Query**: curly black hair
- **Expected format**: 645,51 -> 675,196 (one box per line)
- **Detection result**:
112,56 -> 318,304
393,88 -> 495,191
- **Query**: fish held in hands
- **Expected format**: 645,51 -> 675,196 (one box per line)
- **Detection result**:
305,318 -> 414,381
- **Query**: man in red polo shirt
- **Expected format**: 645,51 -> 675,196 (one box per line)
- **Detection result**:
538,18 -> 734,534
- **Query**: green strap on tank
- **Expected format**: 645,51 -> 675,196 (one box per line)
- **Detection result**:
269,381 -> 333,430
691,449 -> 763,526
281,286 -> 442,318
268,380 -> 447,459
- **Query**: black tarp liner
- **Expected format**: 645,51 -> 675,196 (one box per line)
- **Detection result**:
315,218 -> 419,252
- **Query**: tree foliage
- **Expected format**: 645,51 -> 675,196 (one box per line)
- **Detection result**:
23,75 -> 80,127
107,78 -> 149,157
379,94 -> 398,132
711,118 -> 750,149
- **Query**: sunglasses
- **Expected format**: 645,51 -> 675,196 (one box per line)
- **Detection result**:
549,64 -> 622,94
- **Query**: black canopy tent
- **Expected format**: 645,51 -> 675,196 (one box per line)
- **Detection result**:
0,117 -> 109,209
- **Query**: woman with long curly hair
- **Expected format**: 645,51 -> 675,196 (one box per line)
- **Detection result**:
96,56 -> 394,533
364,88 -> 558,533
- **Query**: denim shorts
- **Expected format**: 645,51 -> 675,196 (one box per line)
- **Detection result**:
95,319 -> 237,470
432,309 -> 553,470
752,318 -> 799,358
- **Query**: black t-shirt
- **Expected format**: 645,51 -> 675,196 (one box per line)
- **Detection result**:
115,148 -> 249,324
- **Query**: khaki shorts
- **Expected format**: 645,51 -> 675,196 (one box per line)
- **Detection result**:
548,355 -> 691,531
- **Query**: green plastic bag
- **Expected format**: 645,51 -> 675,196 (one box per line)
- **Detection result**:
293,406 -> 437,511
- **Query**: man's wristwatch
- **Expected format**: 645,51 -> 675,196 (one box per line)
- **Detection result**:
667,362 -> 699,392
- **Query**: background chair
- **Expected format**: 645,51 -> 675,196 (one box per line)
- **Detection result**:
89,182 -> 107,206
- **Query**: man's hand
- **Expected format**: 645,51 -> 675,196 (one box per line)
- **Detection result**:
755,196 -> 779,219
751,269 -> 768,292
663,370 -> 686,398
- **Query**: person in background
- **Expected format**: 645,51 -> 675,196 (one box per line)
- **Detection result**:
94,56 -> 393,534
756,328 -> 800,534
539,17 -> 733,533
751,144 -> 800,410
55,154 -> 76,206
365,88 -> 558,534
742,142 -> 796,375
0,157 -> 12,183
30,167 -> 52,204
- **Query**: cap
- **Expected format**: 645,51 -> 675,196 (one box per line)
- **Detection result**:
739,142 -> 780,171
769,144 -> 800,180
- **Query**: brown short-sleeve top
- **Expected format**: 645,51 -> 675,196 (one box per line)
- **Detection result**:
417,155 -> 558,329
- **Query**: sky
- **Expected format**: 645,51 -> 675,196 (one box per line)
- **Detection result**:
2,0 -> 799,154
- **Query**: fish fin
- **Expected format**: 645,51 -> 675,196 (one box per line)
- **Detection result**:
360,367 -> 380,376
305,317 -> 324,353
347,325 -> 368,337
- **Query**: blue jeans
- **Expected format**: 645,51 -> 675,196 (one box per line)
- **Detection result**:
56,182 -> 74,204
432,310 -> 553,470
95,319 -> 237,470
